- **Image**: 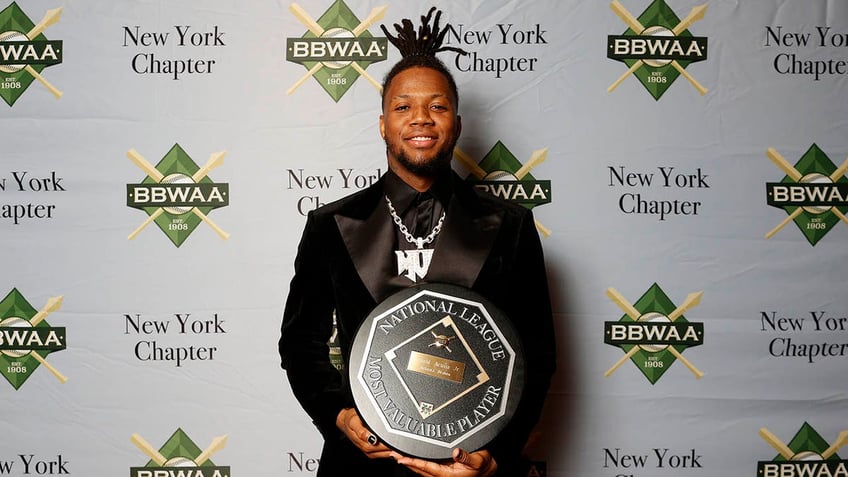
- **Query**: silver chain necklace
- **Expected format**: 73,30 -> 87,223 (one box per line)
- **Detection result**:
385,196 -> 445,249
385,196 -> 445,282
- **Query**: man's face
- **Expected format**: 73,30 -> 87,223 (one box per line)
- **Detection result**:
380,67 -> 461,178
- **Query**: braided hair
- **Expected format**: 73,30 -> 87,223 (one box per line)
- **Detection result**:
380,7 -> 467,108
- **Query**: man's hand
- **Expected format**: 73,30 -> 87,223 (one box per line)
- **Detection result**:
392,448 -> 498,477
335,407 -> 393,459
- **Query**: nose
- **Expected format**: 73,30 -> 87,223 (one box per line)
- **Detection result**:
411,105 -> 434,125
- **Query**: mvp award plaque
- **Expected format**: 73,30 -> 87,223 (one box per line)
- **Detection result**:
349,283 -> 524,459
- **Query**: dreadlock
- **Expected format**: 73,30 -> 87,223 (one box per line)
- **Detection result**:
380,7 -> 467,108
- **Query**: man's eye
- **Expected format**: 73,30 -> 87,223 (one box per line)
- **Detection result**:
394,105 -> 409,111
431,104 -> 448,111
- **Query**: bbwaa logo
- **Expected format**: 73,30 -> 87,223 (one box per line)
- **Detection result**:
0,288 -> 66,389
0,3 -> 63,105
606,0 -> 708,99
604,284 -> 704,384
125,144 -> 229,247
765,144 -> 848,245
130,429 -> 230,477
285,1 -> 388,101
757,423 -> 848,477
455,142 -> 552,237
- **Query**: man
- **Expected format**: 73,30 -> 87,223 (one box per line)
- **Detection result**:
280,8 -> 555,477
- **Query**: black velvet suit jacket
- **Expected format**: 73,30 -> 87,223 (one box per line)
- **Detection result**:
280,172 -> 555,476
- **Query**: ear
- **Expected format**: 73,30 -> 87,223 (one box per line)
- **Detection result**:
455,115 -> 462,138
379,114 -> 386,139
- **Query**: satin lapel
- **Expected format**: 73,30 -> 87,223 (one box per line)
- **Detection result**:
427,194 -> 503,288
335,193 -> 395,304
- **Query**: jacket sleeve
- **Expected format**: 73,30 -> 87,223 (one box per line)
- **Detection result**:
484,208 -> 557,474
279,210 -> 351,440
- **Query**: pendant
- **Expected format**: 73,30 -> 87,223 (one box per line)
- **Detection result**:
395,248 -> 434,282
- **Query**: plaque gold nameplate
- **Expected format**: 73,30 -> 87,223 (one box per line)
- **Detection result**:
407,351 -> 466,384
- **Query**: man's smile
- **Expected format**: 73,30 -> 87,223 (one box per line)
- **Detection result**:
407,135 -> 439,147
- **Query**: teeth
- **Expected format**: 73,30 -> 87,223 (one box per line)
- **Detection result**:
410,136 -> 435,141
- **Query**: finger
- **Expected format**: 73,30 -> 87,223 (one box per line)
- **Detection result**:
455,449 -> 497,476
453,448 -> 481,469
338,408 -> 384,453
394,456 -> 438,477
364,446 -> 395,459
347,417 -> 392,457
357,426 -> 374,444
360,432 -> 393,458
342,409 -> 369,442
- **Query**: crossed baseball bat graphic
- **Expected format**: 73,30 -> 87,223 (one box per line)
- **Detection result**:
2,295 -> 67,383
6,7 -> 64,99
765,148 -> 848,239
604,287 -> 704,379
454,147 -> 552,237
131,433 -> 228,467
287,3 -> 387,95
126,149 -> 229,241
608,0 -> 708,95
759,428 -> 848,461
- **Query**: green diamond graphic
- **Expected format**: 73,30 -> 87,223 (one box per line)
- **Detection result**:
479,141 -> 538,181
775,423 -> 840,461
0,3 -> 63,106
0,288 -> 65,389
758,423 -> 848,475
143,429 -> 217,467
609,0 -> 707,100
128,144 -> 229,247
470,141 -> 552,210
607,284 -> 703,384
131,429 -> 231,476
769,144 -> 848,246
286,0 -> 388,102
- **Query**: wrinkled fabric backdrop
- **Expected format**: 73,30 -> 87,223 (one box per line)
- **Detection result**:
3,0 -> 847,476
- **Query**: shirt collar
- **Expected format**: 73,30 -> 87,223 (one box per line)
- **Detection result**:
383,169 -> 453,213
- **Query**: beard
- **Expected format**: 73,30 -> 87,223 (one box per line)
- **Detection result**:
385,137 -> 456,177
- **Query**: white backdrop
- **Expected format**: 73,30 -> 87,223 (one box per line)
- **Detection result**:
3,0 -> 847,476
